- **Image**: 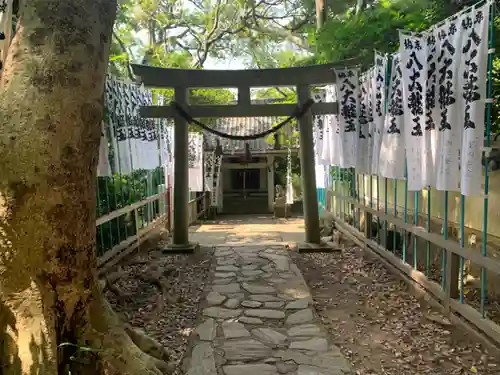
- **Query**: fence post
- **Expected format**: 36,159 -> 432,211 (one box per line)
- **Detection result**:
364,211 -> 372,240
446,249 -> 461,301
297,84 -> 321,244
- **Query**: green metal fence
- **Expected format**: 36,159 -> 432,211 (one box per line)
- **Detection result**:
95,168 -> 168,262
327,166 -> 500,347
322,1 -> 500,348
95,166 -> 208,267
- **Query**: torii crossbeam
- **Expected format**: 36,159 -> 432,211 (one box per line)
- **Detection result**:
131,60 -> 359,251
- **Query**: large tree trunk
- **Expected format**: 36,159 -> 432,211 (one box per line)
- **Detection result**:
0,1 -> 171,374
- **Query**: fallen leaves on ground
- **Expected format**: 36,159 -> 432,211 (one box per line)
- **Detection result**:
105,243 -> 213,375
290,247 -> 500,375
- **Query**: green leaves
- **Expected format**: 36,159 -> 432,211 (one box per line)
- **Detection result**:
313,0 -> 453,69
109,53 -> 128,62
109,0 -> 313,72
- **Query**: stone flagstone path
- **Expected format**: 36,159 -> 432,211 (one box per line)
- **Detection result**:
185,245 -> 352,375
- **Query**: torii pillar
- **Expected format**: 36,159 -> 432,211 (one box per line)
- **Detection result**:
168,86 -> 198,252
297,84 -> 322,247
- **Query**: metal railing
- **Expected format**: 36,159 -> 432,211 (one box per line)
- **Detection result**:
321,169 -> 500,349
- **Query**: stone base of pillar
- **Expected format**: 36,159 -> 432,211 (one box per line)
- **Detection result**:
297,241 -> 342,253
163,242 -> 199,254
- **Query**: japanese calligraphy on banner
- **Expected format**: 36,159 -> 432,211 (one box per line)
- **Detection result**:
188,132 -> 204,192
211,154 -> 223,207
308,1 -> 492,197
286,147 -> 294,205
366,68 -> 375,176
459,1 -> 490,196
204,151 -> 215,192
320,114 -> 333,166
158,94 -> 174,176
104,78 -> 161,174
314,116 -> 326,164
371,52 -> 388,176
434,18 -> 463,192
400,32 -> 429,191
357,69 -> 374,174
379,53 -> 406,179
422,32 -> 439,188
313,90 -> 328,165
104,79 -> 134,174
160,124 -> 174,182
325,85 -> 340,167
138,85 -> 160,171
335,68 -> 360,168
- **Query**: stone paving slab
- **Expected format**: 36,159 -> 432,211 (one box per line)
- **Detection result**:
185,244 -> 352,375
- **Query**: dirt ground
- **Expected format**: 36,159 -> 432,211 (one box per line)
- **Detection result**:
104,240 -> 213,375
290,246 -> 500,375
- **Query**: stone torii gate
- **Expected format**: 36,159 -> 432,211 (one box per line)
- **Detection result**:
131,62 -> 349,251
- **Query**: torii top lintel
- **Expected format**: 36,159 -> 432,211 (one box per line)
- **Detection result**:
130,58 -> 361,89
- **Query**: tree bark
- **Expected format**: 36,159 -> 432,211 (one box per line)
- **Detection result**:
0,1 -> 170,374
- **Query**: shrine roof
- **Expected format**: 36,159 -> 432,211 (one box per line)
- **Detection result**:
203,115 -> 297,153
202,98 -> 298,153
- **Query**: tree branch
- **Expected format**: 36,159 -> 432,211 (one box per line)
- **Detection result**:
112,29 -> 134,79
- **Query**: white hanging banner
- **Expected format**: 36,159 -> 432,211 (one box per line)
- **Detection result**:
158,95 -> 174,173
400,32 -> 428,191
315,165 -> 325,189
286,148 -> 294,205
0,0 -> 13,74
314,115 -> 325,164
371,52 -> 388,175
320,115 -> 332,166
105,78 -> 162,174
459,2 -> 490,196
188,132 -> 203,192
423,33 -> 439,188
313,90 -> 327,165
335,68 -> 360,168
124,82 -> 142,172
357,70 -> 372,174
325,85 -> 340,167
165,125 -> 175,180
315,88 -> 332,166
204,151 -> 215,191
434,18 -> 464,192
97,121 -> 112,177
139,85 -> 160,171
211,154 -> 223,207
105,79 -> 133,174
379,53 -> 406,179
366,68 -> 375,176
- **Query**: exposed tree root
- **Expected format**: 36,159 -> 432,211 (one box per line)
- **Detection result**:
1,284 -> 175,375
86,292 -> 176,375
101,260 -> 180,315
92,259 -> 180,373
138,265 -> 179,320
93,259 -> 182,374
124,324 -> 171,363
99,268 -> 133,304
